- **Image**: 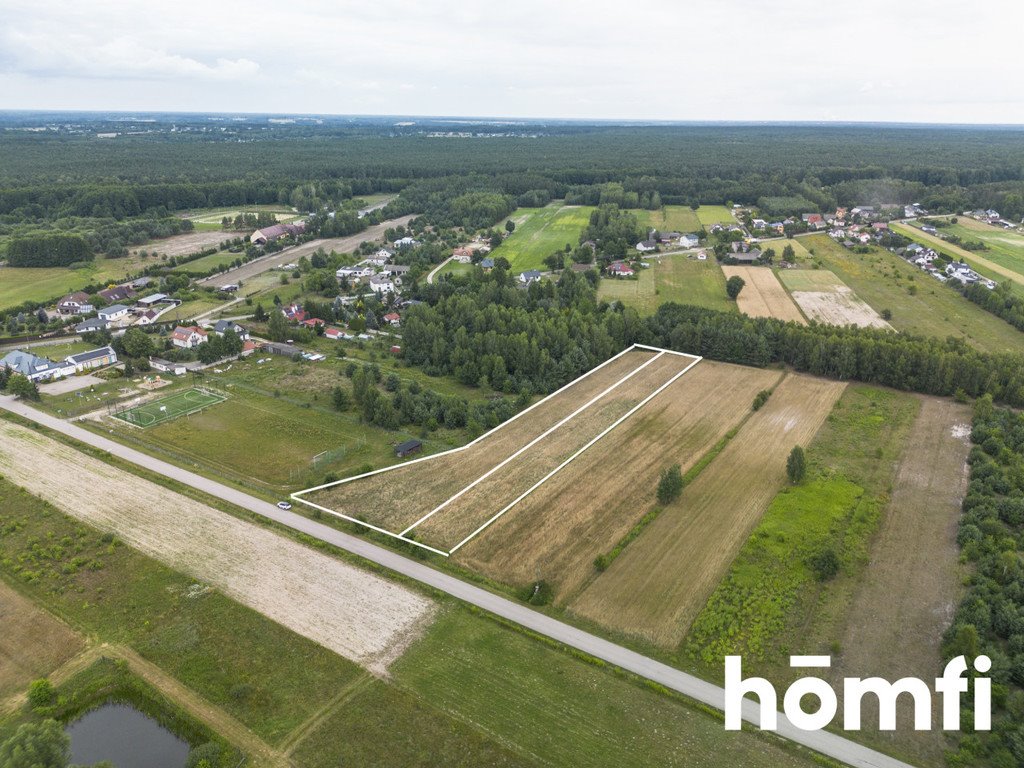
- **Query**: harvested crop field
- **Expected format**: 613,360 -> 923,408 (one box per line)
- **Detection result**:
130,230 -> 230,258
829,397 -> 970,763
0,581 -> 84,699
300,348 -> 672,544
569,374 -> 846,647
455,361 -> 782,599
0,420 -> 434,672
778,269 -> 892,329
721,266 -> 806,323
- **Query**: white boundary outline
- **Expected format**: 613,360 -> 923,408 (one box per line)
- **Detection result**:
292,344 -> 701,556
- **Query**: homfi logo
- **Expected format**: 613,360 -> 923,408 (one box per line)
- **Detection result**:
724,655 -> 991,732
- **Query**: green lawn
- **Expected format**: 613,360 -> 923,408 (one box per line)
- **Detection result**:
438,260 -> 474,278
492,204 -> 594,271
392,608 -> 821,768
634,206 -> 702,233
802,234 -> 1024,354
695,205 -> 737,226
598,255 -> 735,314
172,251 -> 241,273
0,480 -> 364,745
0,253 -> 156,310
685,386 -> 919,670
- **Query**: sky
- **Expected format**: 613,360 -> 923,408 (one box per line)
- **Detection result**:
1,0 -> 1023,124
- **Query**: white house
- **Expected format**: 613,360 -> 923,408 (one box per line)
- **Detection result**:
394,236 -> 419,249
369,274 -> 396,294
171,326 -> 208,349
336,265 -> 374,281
519,270 -> 542,285
57,292 -> 92,316
678,233 -> 700,248
635,240 -> 657,253
98,304 -> 130,322
149,358 -> 186,376
212,319 -> 250,340
1,349 -> 74,382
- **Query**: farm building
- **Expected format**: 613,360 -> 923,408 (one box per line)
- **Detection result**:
262,342 -> 302,358
149,358 -> 186,376
395,439 -> 422,458
137,293 -> 169,308
383,264 -> 411,277
250,222 -> 306,245
171,326 -> 208,349
336,265 -> 374,280
66,346 -> 118,372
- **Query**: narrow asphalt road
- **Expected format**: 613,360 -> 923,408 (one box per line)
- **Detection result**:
0,396 -> 915,768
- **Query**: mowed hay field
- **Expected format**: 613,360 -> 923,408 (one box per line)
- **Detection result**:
303,349 -> 659,536
455,361 -> 782,599
829,398 -> 970,765
597,255 -> 735,315
721,266 -> 806,323
634,205 -> 701,233
778,269 -> 892,329
129,229 -> 231,258
492,204 -> 594,271
0,419 -> 435,672
695,205 -> 736,226
570,374 -> 846,647
0,581 -> 84,700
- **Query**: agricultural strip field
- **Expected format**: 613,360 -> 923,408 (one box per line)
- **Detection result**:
828,397 -> 970,765
302,348 -> 702,552
597,255 -> 735,314
114,387 -> 226,428
891,222 -> 1024,290
721,266 -> 806,323
633,205 -> 701,233
695,205 -> 736,226
0,581 -> 83,700
491,204 -> 594,271
801,234 -> 1024,354
0,419 -> 435,672
455,360 -> 782,600
570,373 -> 846,647
777,268 -> 892,328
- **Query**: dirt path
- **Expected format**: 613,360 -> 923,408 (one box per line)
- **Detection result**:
830,397 -> 971,765
0,420 -> 436,672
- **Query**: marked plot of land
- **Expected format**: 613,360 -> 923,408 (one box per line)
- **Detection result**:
297,346 -> 703,555
721,266 -> 806,323
778,269 -> 892,329
569,374 -> 846,647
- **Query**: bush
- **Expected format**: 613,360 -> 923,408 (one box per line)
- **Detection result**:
524,580 -> 553,606
752,389 -> 771,411
27,678 -> 54,711
809,548 -> 840,581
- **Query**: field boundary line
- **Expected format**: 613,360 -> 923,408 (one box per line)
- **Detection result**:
399,351 -> 667,536
447,354 -> 702,553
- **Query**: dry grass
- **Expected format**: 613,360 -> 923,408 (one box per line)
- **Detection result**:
455,361 -> 783,599
303,349 -> 659,536
721,266 -> 806,323
130,230 -> 232,258
569,374 -> 846,647
0,420 -> 435,671
779,269 -> 891,329
829,397 -> 971,765
0,581 -> 84,699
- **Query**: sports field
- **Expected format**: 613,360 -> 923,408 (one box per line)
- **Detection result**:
114,388 -> 226,427
492,204 -> 594,271
721,265 -> 806,323
777,269 -> 892,329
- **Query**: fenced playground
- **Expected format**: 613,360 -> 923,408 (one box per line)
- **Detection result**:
113,387 -> 227,428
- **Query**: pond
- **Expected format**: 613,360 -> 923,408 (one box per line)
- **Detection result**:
66,703 -> 190,768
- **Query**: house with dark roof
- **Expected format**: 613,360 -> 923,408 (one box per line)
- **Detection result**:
66,346 -> 117,372
212,320 -> 250,340
98,304 -> 131,322
57,292 -> 92,316
519,270 -> 542,285
98,286 -> 135,304
1,349 -> 74,381
75,317 -> 110,334
635,240 -> 658,253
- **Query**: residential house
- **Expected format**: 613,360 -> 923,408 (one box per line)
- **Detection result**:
66,346 -> 117,372
382,312 -> 401,327
393,236 -> 419,249
301,318 -> 326,330
149,358 -> 186,376
801,213 -> 825,229
324,327 -> 353,341
336,265 -> 374,281
1,349 -> 73,382
635,240 -> 658,253
362,253 -> 392,267
250,222 -> 306,245
607,261 -> 635,277
98,304 -> 131,322
212,320 -> 250,340
127,277 -> 152,291
519,270 -> 542,285
171,326 -> 208,349
135,310 -> 160,326
872,222 -> 889,231
751,219 -> 768,229
75,317 -> 109,334
57,292 -> 92,316
452,247 -> 474,263
480,257 -> 495,270
678,233 -> 700,248
731,250 -> 762,264
770,222 -> 785,234
282,304 -> 307,322
98,286 -> 135,304
369,274 -> 396,294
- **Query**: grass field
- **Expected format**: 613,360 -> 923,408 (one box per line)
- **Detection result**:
890,222 -> 1024,292
456,360 -> 781,600
802,234 -> 1024,354
777,269 -> 891,328
114,388 -> 227,428
695,205 -> 736,226
0,580 -> 83,700
0,477 -> 367,745
947,217 -> 1024,271
165,297 -> 232,320
759,237 -> 812,260
570,373 -> 846,647
181,205 -> 299,231
721,266 -> 806,323
0,253 -> 155,310
171,250 -> 241,273
491,204 -> 594,271
634,205 -> 702,233
438,259 -> 474,278
684,385 -> 919,669
389,608 -> 820,768
597,255 -> 735,314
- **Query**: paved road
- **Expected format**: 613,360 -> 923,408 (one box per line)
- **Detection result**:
200,215 -> 414,288
426,255 -> 455,284
0,396 -> 915,768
